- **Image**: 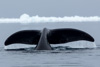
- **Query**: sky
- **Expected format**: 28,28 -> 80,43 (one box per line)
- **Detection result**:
0,0 -> 99,45
0,0 -> 100,17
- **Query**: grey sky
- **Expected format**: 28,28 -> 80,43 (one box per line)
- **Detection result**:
0,0 -> 99,45
0,0 -> 100,17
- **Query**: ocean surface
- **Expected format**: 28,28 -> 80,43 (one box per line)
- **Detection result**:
0,22 -> 99,67
0,46 -> 100,67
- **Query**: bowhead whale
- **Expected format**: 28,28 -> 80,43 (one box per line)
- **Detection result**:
4,28 -> 96,50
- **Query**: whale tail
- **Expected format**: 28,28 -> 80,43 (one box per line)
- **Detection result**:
35,28 -> 52,50
4,28 -> 95,50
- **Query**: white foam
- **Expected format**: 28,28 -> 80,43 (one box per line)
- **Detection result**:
0,14 -> 100,24
4,44 -> 36,50
4,41 -> 96,50
51,41 -> 96,48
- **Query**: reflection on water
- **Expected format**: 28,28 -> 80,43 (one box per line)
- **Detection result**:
0,45 -> 100,67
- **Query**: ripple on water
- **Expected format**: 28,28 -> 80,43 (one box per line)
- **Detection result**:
0,45 -> 100,67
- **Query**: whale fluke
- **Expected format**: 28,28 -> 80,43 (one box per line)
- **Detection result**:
4,28 -> 95,50
5,30 -> 41,46
47,28 -> 94,44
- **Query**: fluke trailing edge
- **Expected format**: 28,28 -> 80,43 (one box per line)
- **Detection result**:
4,28 -> 95,50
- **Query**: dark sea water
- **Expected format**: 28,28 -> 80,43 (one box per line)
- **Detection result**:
0,45 -> 100,67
